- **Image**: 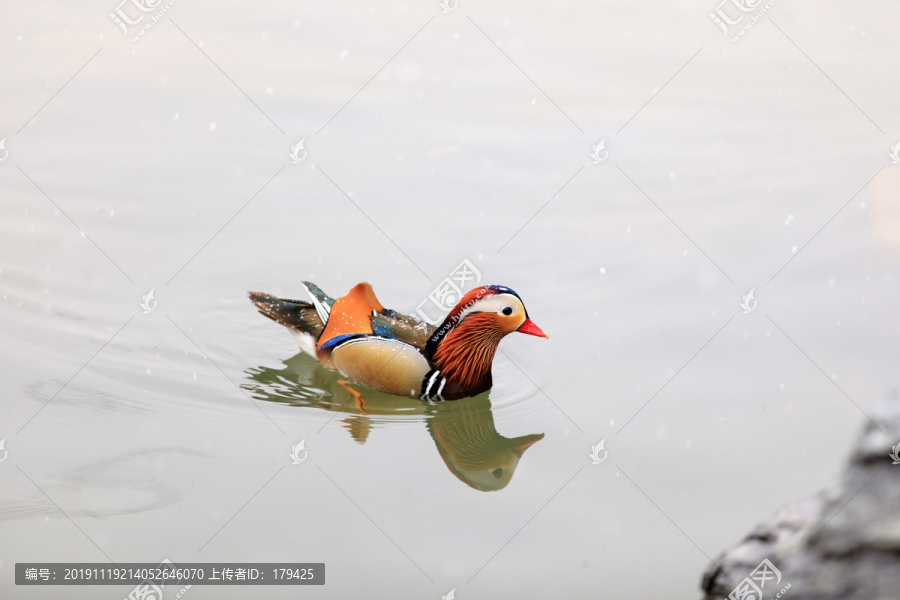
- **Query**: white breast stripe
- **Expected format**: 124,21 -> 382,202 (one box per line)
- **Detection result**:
423,370 -> 441,398
435,377 -> 447,401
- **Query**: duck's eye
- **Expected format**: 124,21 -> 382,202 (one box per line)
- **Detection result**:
491,468 -> 504,479
501,307 -> 513,316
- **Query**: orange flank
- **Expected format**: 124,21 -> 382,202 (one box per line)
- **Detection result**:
316,282 -> 385,350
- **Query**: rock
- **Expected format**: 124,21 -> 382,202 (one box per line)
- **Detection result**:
701,391 -> 900,600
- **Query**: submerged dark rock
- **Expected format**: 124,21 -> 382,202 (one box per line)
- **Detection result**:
701,392 -> 900,600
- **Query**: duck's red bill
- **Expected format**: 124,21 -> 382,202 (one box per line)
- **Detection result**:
516,318 -> 549,339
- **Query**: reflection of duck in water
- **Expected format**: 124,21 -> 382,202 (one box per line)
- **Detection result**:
249,281 -> 547,402
428,397 -> 543,491
243,353 -> 543,491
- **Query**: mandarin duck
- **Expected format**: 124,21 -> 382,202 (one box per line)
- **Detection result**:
249,281 -> 548,401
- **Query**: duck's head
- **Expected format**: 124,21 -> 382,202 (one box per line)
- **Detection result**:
426,285 -> 548,356
423,286 -> 547,398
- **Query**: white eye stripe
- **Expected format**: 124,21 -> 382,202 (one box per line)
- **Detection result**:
459,294 -> 522,320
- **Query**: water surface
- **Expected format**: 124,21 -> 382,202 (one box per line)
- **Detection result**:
2,1 -> 900,598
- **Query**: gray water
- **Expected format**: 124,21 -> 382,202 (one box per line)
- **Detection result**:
2,1 -> 900,598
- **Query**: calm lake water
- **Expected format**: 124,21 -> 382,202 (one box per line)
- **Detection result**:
2,1 -> 899,598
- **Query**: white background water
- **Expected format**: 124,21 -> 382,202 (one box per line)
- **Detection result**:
2,1 -> 899,598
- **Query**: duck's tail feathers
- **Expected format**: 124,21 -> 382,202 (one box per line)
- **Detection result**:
300,281 -> 334,325
248,291 -> 325,339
